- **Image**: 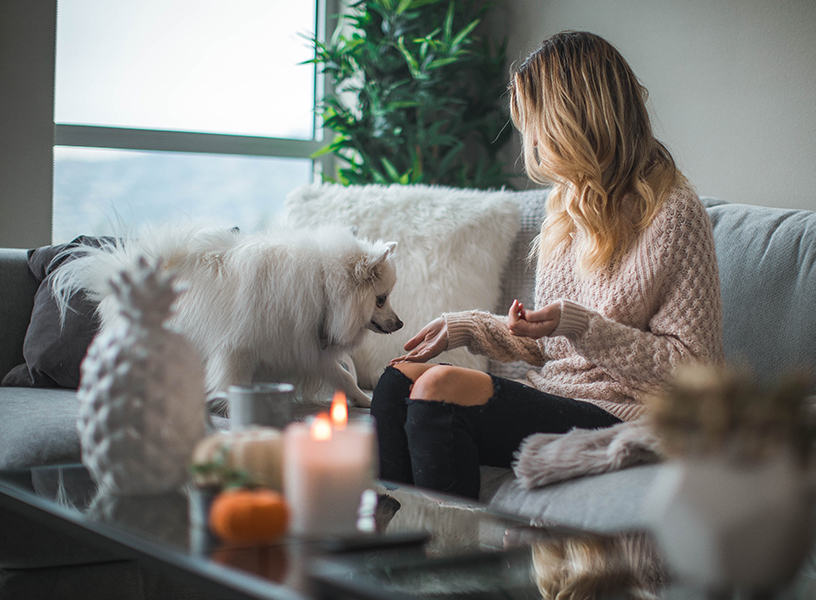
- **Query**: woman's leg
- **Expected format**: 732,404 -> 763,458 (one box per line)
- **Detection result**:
403,367 -> 622,499
369,364 -> 437,485
370,362 -> 480,485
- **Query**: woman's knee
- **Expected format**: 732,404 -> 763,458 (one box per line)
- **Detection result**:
371,366 -> 413,415
390,362 -> 436,382
410,366 -> 494,407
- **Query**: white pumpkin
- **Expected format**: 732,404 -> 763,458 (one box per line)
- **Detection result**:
192,427 -> 284,491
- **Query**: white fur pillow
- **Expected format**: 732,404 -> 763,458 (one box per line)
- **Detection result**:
284,183 -> 521,390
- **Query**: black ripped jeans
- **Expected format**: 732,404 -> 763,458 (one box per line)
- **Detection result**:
370,366 -> 622,500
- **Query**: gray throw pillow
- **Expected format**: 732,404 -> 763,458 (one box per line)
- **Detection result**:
1,236 -> 110,388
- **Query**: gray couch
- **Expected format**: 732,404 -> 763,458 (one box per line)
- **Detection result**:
480,193 -> 816,530
2,191 -> 816,592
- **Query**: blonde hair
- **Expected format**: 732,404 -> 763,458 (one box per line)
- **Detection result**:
532,534 -> 666,600
509,31 -> 682,273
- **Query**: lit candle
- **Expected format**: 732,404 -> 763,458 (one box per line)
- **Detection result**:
283,392 -> 375,537
330,390 -> 347,431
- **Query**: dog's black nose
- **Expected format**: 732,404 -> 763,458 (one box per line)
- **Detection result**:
394,319 -> 404,331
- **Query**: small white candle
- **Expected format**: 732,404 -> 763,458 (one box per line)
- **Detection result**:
283,392 -> 375,537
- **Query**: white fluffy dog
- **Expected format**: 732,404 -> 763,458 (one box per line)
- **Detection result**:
51,223 -> 402,407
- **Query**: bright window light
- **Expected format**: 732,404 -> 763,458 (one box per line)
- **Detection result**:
55,0 -> 317,138
52,147 -> 312,243
53,0 -> 320,243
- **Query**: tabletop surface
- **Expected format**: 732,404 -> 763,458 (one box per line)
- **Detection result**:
0,464 -> 578,599
5,464 -> 816,599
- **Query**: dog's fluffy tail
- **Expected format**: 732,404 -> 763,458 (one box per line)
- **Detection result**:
50,238 -> 129,326
50,222 -> 239,326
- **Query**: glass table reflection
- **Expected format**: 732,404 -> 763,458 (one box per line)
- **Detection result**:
4,464 -> 816,599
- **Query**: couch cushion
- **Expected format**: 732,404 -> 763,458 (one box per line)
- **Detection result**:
0,249 -> 38,380
1,237 -> 109,389
0,387 -> 82,469
487,463 -> 664,532
488,188 -> 549,380
703,199 -> 816,389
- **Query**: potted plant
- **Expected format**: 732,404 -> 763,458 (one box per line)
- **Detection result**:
307,0 -> 514,189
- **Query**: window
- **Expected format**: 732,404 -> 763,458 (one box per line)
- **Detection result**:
53,0 -> 333,243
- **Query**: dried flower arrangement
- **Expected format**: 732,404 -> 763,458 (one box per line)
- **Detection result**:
649,364 -> 815,465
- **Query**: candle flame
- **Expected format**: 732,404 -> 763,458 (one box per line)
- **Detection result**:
331,390 -> 348,430
311,413 -> 332,441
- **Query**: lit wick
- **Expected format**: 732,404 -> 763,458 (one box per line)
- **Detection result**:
330,390 -> 348,430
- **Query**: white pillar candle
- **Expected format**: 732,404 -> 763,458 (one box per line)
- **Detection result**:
283,394 -> 376,538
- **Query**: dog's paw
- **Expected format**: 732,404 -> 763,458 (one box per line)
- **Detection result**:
349,390 -> 373,408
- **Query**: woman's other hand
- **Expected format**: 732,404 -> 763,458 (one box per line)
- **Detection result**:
390,317 -> 448,364
508,299 -> 561,339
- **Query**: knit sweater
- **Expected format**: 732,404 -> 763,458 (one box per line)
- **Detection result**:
443,182 -> 724,422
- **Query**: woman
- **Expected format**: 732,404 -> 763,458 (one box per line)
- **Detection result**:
370,31 -> 724,500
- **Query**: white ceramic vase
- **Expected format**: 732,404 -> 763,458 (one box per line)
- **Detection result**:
646,453 -> 814,591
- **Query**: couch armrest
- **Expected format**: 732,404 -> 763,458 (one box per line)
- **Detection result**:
0,248 -> 37,378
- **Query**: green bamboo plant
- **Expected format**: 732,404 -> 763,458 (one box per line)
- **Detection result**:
307,0 -> 514,189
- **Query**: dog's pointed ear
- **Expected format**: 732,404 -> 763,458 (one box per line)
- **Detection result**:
369,241 -> 397,270
352,242 -> 397,282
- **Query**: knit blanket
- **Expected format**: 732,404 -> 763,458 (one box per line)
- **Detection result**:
512,419 -> 664,489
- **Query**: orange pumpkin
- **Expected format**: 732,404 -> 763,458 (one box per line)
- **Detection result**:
208,488 -> 290,544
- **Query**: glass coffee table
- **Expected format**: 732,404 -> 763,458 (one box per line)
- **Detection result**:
5,464 -> 816,599
0,463 -> 584,599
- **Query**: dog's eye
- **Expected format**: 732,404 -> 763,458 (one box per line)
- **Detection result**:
376,295 -> 387,308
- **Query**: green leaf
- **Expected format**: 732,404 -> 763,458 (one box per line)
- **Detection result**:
396,35 -> 424,79
310,145 -> 336,159
371,168 -> 389,184
386,100 -> 420,109
309,134 -> 348,159
381,157 -> 401,181
409,0 -> 446,7
407,146 -> 423,182
423,27 -> 442,40
426,56 -> 459,70
342,37 -> 366,52
443,1 -> 455,43
396,0 -> 413,14
452,18 -> 480,48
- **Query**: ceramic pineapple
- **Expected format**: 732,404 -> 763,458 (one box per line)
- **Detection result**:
77,257 -> 207,495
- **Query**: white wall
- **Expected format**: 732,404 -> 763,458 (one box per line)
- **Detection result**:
496,0 -> 816,210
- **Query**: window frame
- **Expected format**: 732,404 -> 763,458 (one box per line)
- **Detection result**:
53,0 -> 337,181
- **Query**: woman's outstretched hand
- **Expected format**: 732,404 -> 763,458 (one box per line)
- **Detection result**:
508,299 -> 561,339
390,317 -> 448,365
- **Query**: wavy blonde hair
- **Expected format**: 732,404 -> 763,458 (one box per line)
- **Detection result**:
532,534 -> 666,600
509,31 -> 682,273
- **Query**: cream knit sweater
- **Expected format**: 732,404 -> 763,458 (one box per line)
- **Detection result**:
443,182 -> 724,422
